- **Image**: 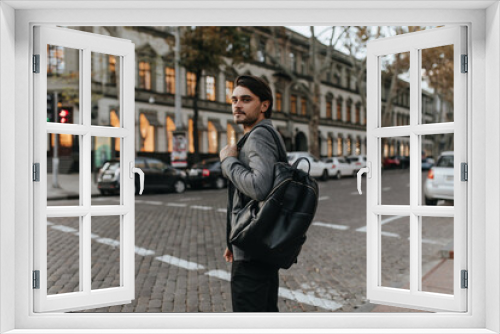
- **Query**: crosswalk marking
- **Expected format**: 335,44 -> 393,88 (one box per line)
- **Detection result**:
155,254 -> 205,270
217,208 -> 227,213
143,200 -> 162,205
318,196 -> 330,201
313,222 -> 349,231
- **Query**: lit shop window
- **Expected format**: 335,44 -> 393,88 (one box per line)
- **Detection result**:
337,136 -> 343,156
108,55 -> 117,85
206,76 -> 216,101
327,137 -> 333,157
326,100 -> 332,119
346,137 -> 352,155
356,138 -> 361,155
138,61 -> 152,90
207,121 -> 218,153
110,110 -> 120,152
140,113 -> 155,152
227,123 -> 237,146
166,116 -> 176,153
165,67 -> 175,94
337,99 -> 342,121
225,80 -> 234,104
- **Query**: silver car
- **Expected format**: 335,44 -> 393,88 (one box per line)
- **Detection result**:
287,151 -> 329,181
423,151 -> 454,205
322,156 -> 356,179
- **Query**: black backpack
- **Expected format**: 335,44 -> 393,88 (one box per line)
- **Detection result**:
229,124 -> 319,269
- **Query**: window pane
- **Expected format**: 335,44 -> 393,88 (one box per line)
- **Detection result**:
379,52 -> 410,127
91,216 -> 121,290
91,52 -> 121,127
94,136 -> 122,203
47,45 -> 80,125
47,134 -> 80,206
422,134 -> 454,206
381,136 -> 410,205
421,216 -> 454,294
47,217 -> 80,295
380,215 -> 410,289
421,45 -> 454,124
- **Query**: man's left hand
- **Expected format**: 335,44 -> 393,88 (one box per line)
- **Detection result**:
220,144 -> 238,161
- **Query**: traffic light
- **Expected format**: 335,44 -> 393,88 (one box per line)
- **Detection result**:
47,93 -> 55,122
58,107 -> 72,124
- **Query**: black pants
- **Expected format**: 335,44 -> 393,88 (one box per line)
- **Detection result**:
231,260 -> 279,312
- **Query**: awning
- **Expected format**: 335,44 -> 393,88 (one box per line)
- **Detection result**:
277,125 -> 292,138
227,120 -> 243,134
140,110 -> 161,126
208,118 -> 224,132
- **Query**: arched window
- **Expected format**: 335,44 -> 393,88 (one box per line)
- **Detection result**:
207,121 -> 218,154
327,136 -> 333,157
355,103 -> 361,124
346,136 -> 352,155
165,67 -> 175,94
291,95 -> 297,114
337,136 -> 343,156
337,98 -> 343,121
140,113 -> 155,152
138,61 -> 152,90
346,100 -> 352,123
227,123 -> 237,146
187,72 -> 196,97
326,94 -> 333,119
300,98 -> 307,116
355,137 -> 361,155
225,80 -> 234,104
275,92 -> 282,112
166,116 -> 176,153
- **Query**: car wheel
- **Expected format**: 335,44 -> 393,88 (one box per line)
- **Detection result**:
213,177 -> 226,189
321,170 -> 328,181
173,179 -> 186,194
335,171 -> 342,180
425,197 -> 438,205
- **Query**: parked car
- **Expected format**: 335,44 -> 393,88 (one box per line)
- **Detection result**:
322,156 -> 356,179
97,157 -> 187,195
287,151 -> 329,181
423,151 -> 454,205
421,157 -> 435,170
186,158 -> 227,189
382,156 -> 401,169
345,155 -> 367,173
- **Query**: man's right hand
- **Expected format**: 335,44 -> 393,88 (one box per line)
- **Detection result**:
224,247 -> 233,263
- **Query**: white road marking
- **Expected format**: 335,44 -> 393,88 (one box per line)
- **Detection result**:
217,208 -> 227,213
51,225 -> 77,233
205,269 -> 231,281
166,203 -> 187,207
381,231 -> 400,238
356,215 -> 406,232
382,187 -> 391,191
179,197 -> 202,202
96,237 -> 120,248
313,222 -> 349,231
155,254 -> 206,270
190,205 -> 213,211
135,247 -> 156,256
351,192 -> 361,195
46,221 -> 54,226
419,238 -> 448,245
205,269 -> 342,311
318,196 -> 330,201
143,200 -> 162,205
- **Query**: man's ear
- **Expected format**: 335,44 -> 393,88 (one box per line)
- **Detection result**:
261,101 -> 269,113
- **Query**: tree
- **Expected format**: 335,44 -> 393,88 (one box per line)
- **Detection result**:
268,26 -> 347,157
179,27 -> 250,162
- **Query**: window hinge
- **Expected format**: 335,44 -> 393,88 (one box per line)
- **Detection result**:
461,162 -> 468,181
461,54 -> 468,73
33,163 -> 40,182
33,270 -> 40,289
461,270 -> 468,289
33,54 -> 40,73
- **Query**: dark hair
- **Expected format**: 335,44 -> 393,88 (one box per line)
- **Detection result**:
235,75 -> 273,118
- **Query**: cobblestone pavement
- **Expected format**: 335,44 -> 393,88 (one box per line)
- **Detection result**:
45,169 -> 454,313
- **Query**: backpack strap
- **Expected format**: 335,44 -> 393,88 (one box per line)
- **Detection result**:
237,123 -> 287,163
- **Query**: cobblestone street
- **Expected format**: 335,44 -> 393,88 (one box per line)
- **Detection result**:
46,169 -> 454,313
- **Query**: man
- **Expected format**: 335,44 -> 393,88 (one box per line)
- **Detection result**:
220,75 -> 286,312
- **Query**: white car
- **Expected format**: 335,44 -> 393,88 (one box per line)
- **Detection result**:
346,155 -> 367,173
423,151 -> 454,205
287,152 -> 329,181
322,156 -> 356,179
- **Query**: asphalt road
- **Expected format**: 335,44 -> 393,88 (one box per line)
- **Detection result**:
46,169 -> 454,313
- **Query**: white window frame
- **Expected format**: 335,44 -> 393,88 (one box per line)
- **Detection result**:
1,2 -> 498,333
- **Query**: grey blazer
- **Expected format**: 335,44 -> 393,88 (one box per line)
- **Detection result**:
221,119 -> 286,261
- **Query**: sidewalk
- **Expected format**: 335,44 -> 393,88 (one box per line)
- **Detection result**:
369,258 -> 454,312
47,173 -> 101,200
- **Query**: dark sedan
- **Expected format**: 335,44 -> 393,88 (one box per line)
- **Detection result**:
97,157 -> 187,195
186,158 -> 227,189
